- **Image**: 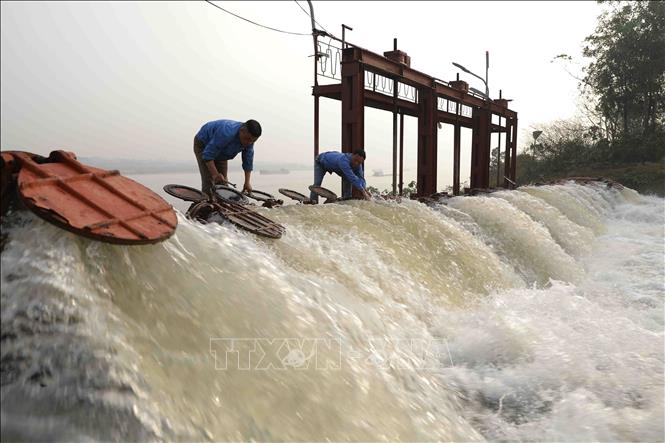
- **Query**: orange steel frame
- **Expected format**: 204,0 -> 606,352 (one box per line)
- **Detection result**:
312,40 -> 518,197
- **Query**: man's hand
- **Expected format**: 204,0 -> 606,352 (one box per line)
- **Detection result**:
243,170 -> 252,194
363,189 -> 372,201
213,173 -> 228,185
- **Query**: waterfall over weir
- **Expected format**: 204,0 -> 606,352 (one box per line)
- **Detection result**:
1,182 -> 663,442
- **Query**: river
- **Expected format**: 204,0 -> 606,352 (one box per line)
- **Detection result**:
1,181 -> 663,441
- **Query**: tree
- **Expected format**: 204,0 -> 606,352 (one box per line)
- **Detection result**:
582,1 -> 665,150
517,1 -> 664,190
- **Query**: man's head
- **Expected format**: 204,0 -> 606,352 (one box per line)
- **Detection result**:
350,149 -> 366,168
239,119 -> 262,147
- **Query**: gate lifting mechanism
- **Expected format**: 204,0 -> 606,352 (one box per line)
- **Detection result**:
311,32 -> 519,197
163,184 -> 285,239
275,186 -> 340,204
1,150 -> 177,245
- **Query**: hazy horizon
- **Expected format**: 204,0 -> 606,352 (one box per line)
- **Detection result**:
2,1 -> 600,187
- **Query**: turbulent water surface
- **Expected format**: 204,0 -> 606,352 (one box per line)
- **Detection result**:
1,182 -> 663,442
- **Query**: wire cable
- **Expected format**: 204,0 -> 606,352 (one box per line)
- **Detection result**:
293,0 -> 329,34
204,0 -> 311,36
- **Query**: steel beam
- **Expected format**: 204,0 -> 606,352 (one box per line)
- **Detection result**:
503,118 -> 513,188
417,88 -> 437,197
471,107 -> 491,189
313,83 -> 342,99
314,95 -> 320,158
314,46 -> 518,197
510,117 -> 518,185
364,90 -> 418,116
341,56 -> 365,197
435,84 -> 515,117
399,112 -> 404,195
496,116 -> 502,187
313,84 -> 507,132
392,78 -> 398,195
453,115 -> 461,196
352,48 -> 516,118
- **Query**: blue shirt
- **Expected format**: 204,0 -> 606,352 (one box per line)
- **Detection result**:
318,151 -> 366,190
196,120 -> 254,172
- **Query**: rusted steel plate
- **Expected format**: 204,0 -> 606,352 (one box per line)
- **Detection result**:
279,188 -> 312,203
16,150 -> 177,245
163,184 -> 207,202
244,189 -> 283,207
244,189 -> 274,202
217,199 -> 284,238
187,199 -> 285,239
308,185 -> 338,201
213,185 -> 249,204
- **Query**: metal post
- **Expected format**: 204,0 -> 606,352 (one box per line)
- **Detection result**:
417,88 -> 437,197
510,117 -> 518,185
342,24 -> 353,49
307,1 -> 317,88
496,116 -> 502,187
392,40 -> 398,195
454,73 -> 462,195
308,1 -> 319,163
503,117 -> 512,188
485,51 -> 489,98
314,96 -> 320,158
453,102 -> 461,195
399,112 -> 404,195
341,49 -> 365,197
471,106 -> 491,190
390,37 -> 399,195
392,85 -> 398,196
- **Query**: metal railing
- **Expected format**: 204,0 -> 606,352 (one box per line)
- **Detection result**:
364,71 -> 418,102
316,39 -> 342,81
437,97 -> 472,117
315,36 -> 487,116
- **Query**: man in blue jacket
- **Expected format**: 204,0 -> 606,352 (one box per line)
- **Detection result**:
193,119 -> 261,195
310,150 -> 371,203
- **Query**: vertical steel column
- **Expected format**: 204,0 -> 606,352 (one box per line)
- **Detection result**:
510,117 -> 518,185
314,96 -> 320,158
496,116 -> 502,187
503,117 -> 513,188
470,107 -> 491,189
391,38 -> 398,196
310,5 -> 319,162
416,88 -> 437,197
341,48 -> 365,197
470,109 -> 480,189
453,102 -> 461,195
392,79 -> 398,196
399,112 -> 404,195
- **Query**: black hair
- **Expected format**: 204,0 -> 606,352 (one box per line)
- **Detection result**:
244,119 -> 262,138
353,149 -> 366,159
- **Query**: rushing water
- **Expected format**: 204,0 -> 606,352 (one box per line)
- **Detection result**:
1,182 -> 663,442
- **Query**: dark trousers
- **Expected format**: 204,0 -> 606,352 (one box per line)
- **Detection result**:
310,155 -> 352,203
193,137 -> 227,196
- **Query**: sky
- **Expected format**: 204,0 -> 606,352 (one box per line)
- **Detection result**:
1,1 -> 601,185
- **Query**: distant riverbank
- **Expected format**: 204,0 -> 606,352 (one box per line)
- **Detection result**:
80,157 -> 310,175
555,161 -> 664,196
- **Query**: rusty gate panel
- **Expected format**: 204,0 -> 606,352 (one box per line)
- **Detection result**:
13,150 -> 177,244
